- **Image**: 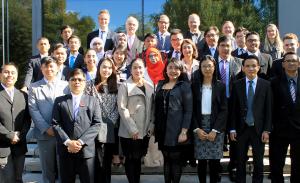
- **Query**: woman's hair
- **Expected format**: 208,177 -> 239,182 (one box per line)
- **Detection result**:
198,55 -> 218,84
112,45 -> 128,62
163,58 -> 188,82
94,57 -> 118,94
264,24 -> 283,53
180,39 -> 198,59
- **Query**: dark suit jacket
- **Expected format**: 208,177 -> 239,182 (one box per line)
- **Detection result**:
23,54 -> 43,88
200,43 -> 219,59
156,32 -> 171,52
271,72 -> 300,138
230,77 -> 272,135
86,29 -> 115,51
239,52 -> 273,79
270,58 -> 283,77
59,65 -> 71,81
185,31 -> 205,59
231,48 -> 246,59
191,76 -> 228,132
52,94 -> 101,158
65,53 -> 85,71
0,85 -> 31,157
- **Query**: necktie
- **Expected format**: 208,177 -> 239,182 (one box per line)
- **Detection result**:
100,31 -> 105,40
246,80 -> 254,126
73,99 -> 80,119
69,55 -> 75,69
289,79 -> 296,103
210,47 -> 215,56
160,35 -> 165,49
175,51 -> 180,60
7,90 -> 13,102
220,60 -> 227,84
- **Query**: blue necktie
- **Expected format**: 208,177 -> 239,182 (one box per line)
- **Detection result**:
246,80 -> 254,126
220,60 -> 227,84
69,55 -> 75,69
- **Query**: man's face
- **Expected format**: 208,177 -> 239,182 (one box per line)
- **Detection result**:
246,34 -> 260,53
283,39 -> 299,53
61,28 -> 72,42
126,20 -> 138,35
242,58 -> 260,79
188,16 -> 200,31
218,40 -> 232,58
98,13 -> 110,29
69,74 -> 86,94
53,48 -> 67,65
205,30 -> 219,47
170,33 -> 183,51
68,38 -> 80,52
41,62 -> 58,80
283,54 -> 299,73
1,65 -> 18,88
37,39 -> 50,54
235,31 -> 246,48
222,22 -> 234,37
144,37 -> 157,49
158,17 -> 169,33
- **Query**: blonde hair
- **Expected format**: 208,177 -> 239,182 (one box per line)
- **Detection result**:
264,24 -> 283,53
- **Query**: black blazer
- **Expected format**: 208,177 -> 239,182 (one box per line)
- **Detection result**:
191,76 -> 228,132
270,58 -> 283,77
200,43 -> 219,59
0,85 -> 31,157
271,73 -> 300,138
65,53 -> 85,71
23,54 -> 43,88
86,29 -> 115,51
230,77 -> 272,135
52,94 -> 102,158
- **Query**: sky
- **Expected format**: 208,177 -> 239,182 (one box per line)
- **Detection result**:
66,0 -> 166,31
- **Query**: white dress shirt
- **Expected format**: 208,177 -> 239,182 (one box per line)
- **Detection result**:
1,83 -> 14,101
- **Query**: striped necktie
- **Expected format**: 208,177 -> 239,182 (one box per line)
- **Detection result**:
289,79 -> 296,103
220,60 -> 227,84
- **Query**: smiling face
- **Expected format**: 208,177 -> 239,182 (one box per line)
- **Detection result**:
283,54 -> 299,74
200,59 -> 215,78
84,50 -> 97,69
158,15 -> 170,33
1,65 -> 18,88
41,62 -> 58,81
131,59 -> 145,80
166,62 -> 181,81
68,38 -> 81,52
222,22 -> 235,37
266,25 -> 277,40
113,49 -> 126,66
246,34 -> 260,53
171,33 -> 184,51
98,12 -> 110,29
182,42 -> 194,59
188,15 -> 200,32
69,73 -> 86,95
99,60 -> 113,81
126,18 -> 138,36
53,47 -> 67,65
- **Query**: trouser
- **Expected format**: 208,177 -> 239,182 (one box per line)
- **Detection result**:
162,150 -> 182,183
197,159 -> 220,183
0,154 -> 25,183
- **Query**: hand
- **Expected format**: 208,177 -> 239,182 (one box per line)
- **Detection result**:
132,132 -> 139,140
261,132 -> 269,143
46,127 -> 55,137
230,132 -> 237,141
207,131 -> 217,142
11,132 -> 20,144
178,132 -> 188,143
67,140 -> 82,153
196,129 -> 207,141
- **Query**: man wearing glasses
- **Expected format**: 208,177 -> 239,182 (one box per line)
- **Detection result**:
52,68 -> 101,183
270,52 -> 300,183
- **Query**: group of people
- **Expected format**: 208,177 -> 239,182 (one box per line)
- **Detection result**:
0,8 -> 299,183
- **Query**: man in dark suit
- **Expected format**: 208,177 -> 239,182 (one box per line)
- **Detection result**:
52,43 -> 70,81
156,14 -> 171,53
21,37 -> 51,92
239,31 -> 273,79
167,29 -> 184,60
216,36 -> 242,181
52,69 -> 101,183
0,63 -> 31,183
231,27 -> 248,58
200,26 -> 220,59
271,33 -> 299,77
270,52 -> 300,183
87,9 -> 115,51
184,13 -> 205,59
65,35 -> 85,71
230,55 -> 272,183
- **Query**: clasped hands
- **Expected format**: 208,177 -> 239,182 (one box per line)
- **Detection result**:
11,131 -> 20,145
197,129 -> 216,142
67,140 -> 82,153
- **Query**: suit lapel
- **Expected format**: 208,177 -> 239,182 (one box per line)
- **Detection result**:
66,94 -> 74,120
0,85 -> 13,104
240,79 -> 247,105
40,81 -> 54,103
77,95 -> 88,120
253,78 -> 262,106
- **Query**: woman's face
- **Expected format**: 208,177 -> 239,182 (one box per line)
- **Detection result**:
200,59 -> 215,78
166,62 -> 181,81
267,26 -> 277,40
131,60 -> 145,80
84,50 -> 97,69
92,41 -> 103,52
148,51 -> 160,64
99,60 -> 113,80
113,49 -> 126,66
182,42 -> 194,58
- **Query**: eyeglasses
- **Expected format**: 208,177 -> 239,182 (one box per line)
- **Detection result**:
93,42 -> 101,45
201,65 -> 214,69
284,59 -> 298,63
70,78 -> 85,82
247,39 -> 259,43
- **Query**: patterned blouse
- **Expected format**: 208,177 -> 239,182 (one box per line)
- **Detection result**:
84,80 -> 119,125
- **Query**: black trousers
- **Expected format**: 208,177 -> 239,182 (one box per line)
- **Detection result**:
270,134 -> 300,183
162,150 -> 182,183
236,126 -> 265,183
197,159 -> 220,183
95,142 -> 114,183
0,154 -> 25,183
59,154 -> 95,183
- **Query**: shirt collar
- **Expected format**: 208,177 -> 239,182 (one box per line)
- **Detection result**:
71,92 -> 83,99
159,31 -> 170,37
70,52 -> 79,57
246,76 -> 258,85
247,50 -> 259,57
286,74 -> 298,83
99,28 -> 108,32
43,78 -> 57,84
1,83 -> 14,98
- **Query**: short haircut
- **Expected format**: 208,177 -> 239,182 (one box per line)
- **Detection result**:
60,25 -> 73,34
234,26 -> 248,37
180,39 -> 198,59
52,43 -> 66,52
112,45 -> 128,61
188,13 -> 200,22
36,37 -> 49,44
170,29 -> 182,37
40,56 -> 57,66
222,20 -> 234,27
98,9 -> 110,17
126,16 -> 139,28
163,58 -> 188,82
67,35 -> 81,45
144,33 -> 157,41
1,62 -> 18,73
242,55 -> 260,66
283,33 -> 298,42
204,26 -> 220,37
217,36 -> 232,47
245,31 -> 260,40
283,52 -> 299,61
69,68 -> 86,79
159,14 -> 169,22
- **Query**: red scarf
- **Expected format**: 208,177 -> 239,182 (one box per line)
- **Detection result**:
145,48 -> 165,85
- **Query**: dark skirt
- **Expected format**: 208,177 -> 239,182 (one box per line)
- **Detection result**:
120,136 -> 150,159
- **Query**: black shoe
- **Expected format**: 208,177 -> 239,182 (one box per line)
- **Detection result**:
229,169 -> 237,182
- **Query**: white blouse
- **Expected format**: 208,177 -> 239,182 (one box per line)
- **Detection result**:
201,85 -> 212,115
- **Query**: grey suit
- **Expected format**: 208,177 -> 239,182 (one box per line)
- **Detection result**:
127,36 -> 143,64
0,85 -> 31,183
28,79 -> 69,183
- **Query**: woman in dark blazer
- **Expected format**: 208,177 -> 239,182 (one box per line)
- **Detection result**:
191,55 -> 228,183
154,58 -> 193,183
